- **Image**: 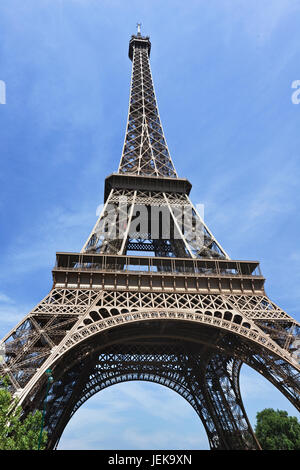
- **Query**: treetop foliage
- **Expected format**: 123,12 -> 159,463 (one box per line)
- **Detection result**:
0,376 -> 47,450
255,408 -> 300,450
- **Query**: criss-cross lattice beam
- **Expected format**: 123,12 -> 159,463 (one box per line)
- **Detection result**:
81,188 -> 229,259
118,34 -> 177,177
26,342 -> 259,450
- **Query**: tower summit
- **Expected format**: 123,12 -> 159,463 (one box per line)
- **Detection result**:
0,30 -> 299,450
129,24 -> 151,60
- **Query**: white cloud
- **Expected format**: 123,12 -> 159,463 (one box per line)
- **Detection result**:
113,381 -> 195,422
123,427 -> 205,450
58,381 -> 209,450
239,365 -> 300,426
239,366 -> 271,400
0,204 -> 95,279
0,295 -> 33,339
0,293 -> 14,304
203,154 -> 299,257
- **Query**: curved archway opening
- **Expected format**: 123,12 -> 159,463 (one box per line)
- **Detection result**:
57,381 -> 209,450
28,318 -> 299,450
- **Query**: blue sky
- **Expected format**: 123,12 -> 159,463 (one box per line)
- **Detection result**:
0,0 -> 300,450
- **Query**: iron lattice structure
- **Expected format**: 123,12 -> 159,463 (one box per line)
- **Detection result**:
1,30 -> 299,450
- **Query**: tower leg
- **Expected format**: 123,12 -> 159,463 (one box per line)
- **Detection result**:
201,355 -> 260,449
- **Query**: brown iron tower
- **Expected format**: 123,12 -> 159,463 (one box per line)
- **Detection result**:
1,29 -> 299,450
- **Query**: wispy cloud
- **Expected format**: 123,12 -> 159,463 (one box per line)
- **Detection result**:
240,365 -> 300,425
112,381 -> 195,422
0,293 -> 14,304
0,205 -> 95,279
58,381 -> 208,450
202,154 -> 299,257
0,293 -> 32,338
123,427 -> 205,450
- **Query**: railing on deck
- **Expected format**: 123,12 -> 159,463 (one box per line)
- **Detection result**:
54,253 -> 262,278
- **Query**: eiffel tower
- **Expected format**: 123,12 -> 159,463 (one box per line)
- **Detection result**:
1,27 -> 299,450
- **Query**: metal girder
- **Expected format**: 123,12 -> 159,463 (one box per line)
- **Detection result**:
22,335 -> 261,450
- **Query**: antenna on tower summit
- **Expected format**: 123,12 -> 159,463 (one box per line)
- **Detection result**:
136,22 -> 142,36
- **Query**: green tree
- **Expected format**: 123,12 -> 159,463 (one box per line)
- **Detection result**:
255,408 -> 300,450
0,376 -> 47,450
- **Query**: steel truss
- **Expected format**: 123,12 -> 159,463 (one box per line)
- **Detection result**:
0,29 -> 299,450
